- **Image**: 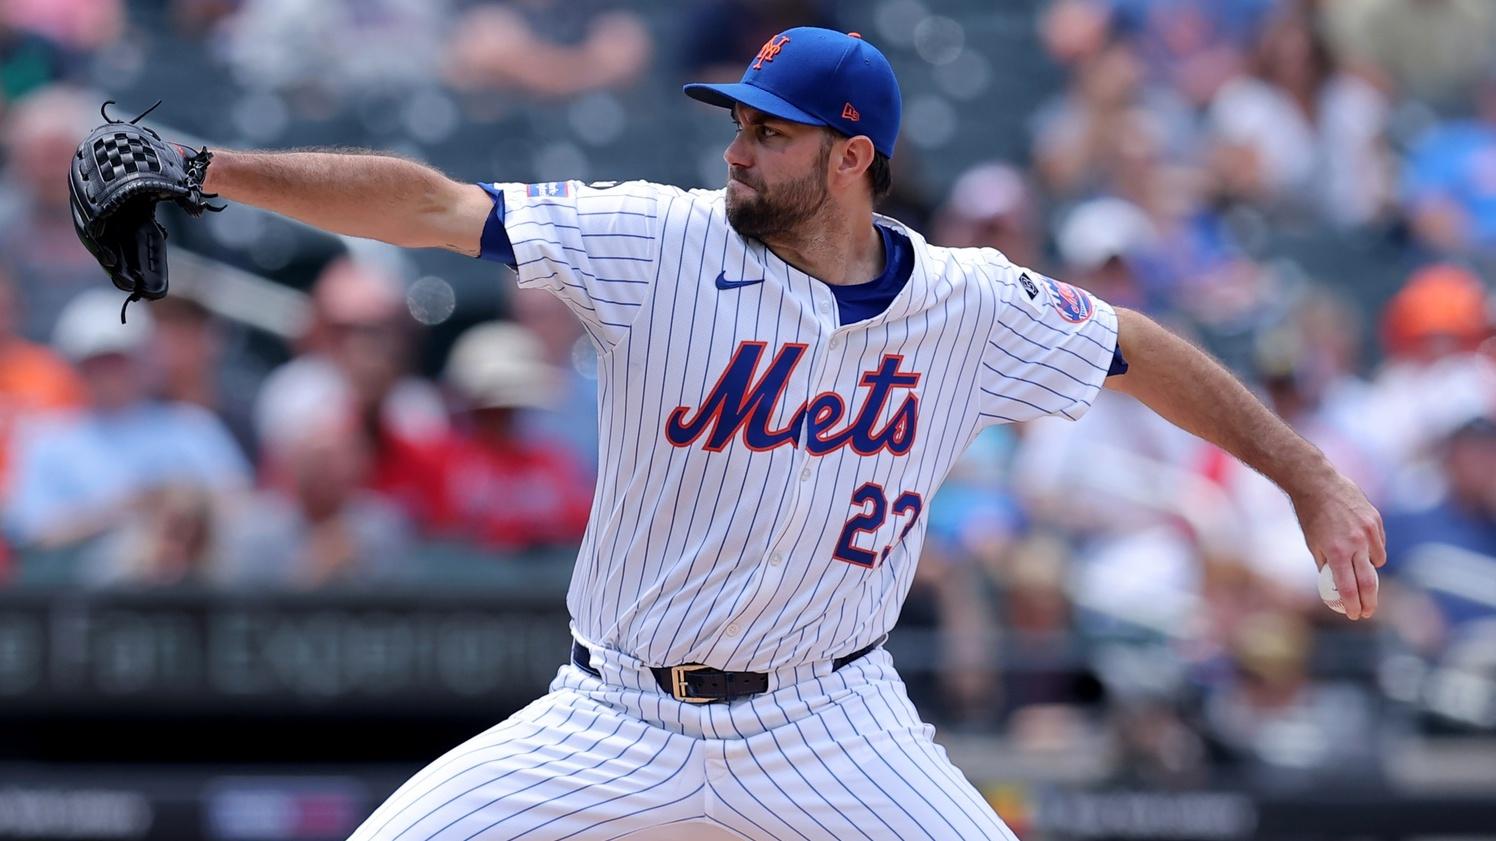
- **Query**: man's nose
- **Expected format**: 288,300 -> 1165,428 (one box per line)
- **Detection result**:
724,132 -> 752,169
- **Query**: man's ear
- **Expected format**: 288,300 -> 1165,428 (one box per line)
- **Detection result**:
831,135 -> 876,192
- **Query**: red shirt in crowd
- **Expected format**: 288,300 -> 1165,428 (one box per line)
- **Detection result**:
376,429 -> 593,552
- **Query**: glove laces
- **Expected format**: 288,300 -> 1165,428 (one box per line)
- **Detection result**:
98,100 -> 224,323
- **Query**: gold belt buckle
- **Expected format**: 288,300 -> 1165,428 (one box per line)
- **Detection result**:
670,663 -> 713,703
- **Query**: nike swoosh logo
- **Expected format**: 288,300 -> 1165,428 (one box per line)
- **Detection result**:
715,271 -> 764,290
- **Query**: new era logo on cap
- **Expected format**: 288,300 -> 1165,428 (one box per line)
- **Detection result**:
841,102 -> 860,122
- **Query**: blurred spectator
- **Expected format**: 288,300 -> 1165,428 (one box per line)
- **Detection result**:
1051,166 -> 1253,328
932,163 -> 1043,269
3,290 -> 249,548
1400,73 -> 1496,255
926,428 -> 1027,573
1013,390 -> 1215,637
1030,33 -> 1197,201
253,257 -> 447,518
1105,0 -> 1278,106
169,0 -> 238,37
1380,263 -> 1490,362
1365,264 -> 1496,502
510,289 -> 599,470
680,1 -> 840,82
900,538 -> 1003,726
413,321 -> 592,551
1,0 -> 122,56
0,19 -> 66,106
1108,696 -> 1208,786
81,484 -> 220,588
903,428 -> 1024,724
1247,289 -> 1380,450
217,413 -> 410,589
991,535 -> 1107,739
150,295 -> 260,459
1055,196 -> 1157,310
1206,5 -> 1393,227
445,1 -> 651,98
218,0 -> 449,98
1382,415 -> 1496,655
1322,0 -> 1496,111
1040,0 -> 1116,70
0,268 -> 83,504
1203,610 -> 1378,784
0,268 -> 82,578
0,85 -> 108,340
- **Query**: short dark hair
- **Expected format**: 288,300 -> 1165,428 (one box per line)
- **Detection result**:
868,152 -> 892,202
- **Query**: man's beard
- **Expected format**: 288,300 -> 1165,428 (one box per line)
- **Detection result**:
725,164 -> 829,242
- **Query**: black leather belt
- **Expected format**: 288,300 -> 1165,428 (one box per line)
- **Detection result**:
570,635 -> 886,704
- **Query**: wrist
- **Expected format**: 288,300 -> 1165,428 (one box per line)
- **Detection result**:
198,147 -> 254,199
1280,452 -> 1340,506
199,147 -> 228,194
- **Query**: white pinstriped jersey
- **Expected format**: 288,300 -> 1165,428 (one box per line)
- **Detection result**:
497,179 -> 1118,673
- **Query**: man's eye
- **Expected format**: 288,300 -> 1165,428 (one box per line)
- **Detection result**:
760,126 -> 778,138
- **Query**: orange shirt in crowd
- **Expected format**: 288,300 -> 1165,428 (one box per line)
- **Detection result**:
0,339 -> 84,491
0,339 -> 84,576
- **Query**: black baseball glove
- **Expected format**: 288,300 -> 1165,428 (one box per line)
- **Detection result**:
68,101 -> 223,322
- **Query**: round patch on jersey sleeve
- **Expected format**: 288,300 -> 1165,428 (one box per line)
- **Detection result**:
1041,275 -> 1096,324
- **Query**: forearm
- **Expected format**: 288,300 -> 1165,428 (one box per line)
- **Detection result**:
1106,307 -> 1336,502
202,148 -> 491,254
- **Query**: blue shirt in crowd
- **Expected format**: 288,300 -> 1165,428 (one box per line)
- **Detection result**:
4,402 -> 250,544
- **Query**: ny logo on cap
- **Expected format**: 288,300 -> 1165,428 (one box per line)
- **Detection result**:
753,34 -> 790,70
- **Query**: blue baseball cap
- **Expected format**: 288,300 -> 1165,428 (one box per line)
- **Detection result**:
683,27 -> 902,158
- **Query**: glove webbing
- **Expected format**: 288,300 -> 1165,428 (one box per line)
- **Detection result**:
97,100 -> 225,323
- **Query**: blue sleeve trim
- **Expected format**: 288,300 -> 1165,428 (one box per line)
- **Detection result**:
1107,343 -> 1129,376
476,183 -> 516,267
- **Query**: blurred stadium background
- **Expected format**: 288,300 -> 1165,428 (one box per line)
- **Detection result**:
2,0 -> 1495,838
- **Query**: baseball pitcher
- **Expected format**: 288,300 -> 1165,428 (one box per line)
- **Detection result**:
68,27 -> 1384,841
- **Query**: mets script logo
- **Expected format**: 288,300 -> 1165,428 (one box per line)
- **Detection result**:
753,34 -> 790,70
1042,275 -> 1095,324
666,341 -> 920,456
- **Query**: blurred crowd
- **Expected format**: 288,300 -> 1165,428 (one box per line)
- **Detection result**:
2,0 -> 1495,782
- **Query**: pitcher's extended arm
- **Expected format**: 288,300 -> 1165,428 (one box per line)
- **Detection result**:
1106,307 -> 1386,619
203,149 -> 492,255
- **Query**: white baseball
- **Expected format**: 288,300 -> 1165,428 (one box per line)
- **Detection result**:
1318,563 -> 1376,614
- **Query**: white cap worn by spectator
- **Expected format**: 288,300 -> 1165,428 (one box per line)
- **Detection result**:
51,288 -> 154,362
444,321 -> 562,411
935,162 -> 1041,264
1057,197 -> 1157,272
947,163 -> 1029,222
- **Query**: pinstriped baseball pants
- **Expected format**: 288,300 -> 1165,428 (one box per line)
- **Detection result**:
348,642 -> 1019,840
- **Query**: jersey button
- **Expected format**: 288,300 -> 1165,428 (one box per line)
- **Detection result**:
726,623 -> 741,637
829,336 -> 841,349
800,467 -> 812,481
769,552 -> 783,567
818,300 -> 830,313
